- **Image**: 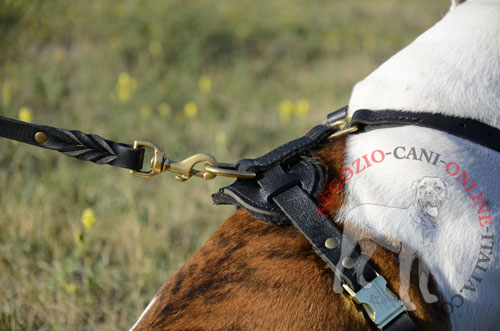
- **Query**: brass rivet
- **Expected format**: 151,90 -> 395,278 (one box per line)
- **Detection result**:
34,132 -> 47,144
342,257 -> 356,269
325,238 -> 338,250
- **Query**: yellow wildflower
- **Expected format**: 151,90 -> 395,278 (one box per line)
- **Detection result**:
184,101 -> 198,118
224,9 -> 237,22
2,82 -> 11,106
148,23 -> 160,38
18,107 -> 33,123
41,12 -> 52,25
65,282 -> 80,295
280,10 -> 296,24
295,99 -> 310,117
158,103 -> 171,117
81,208 -> 96,231
325,29 -> 342,52
363,33 -> 376,51
113,3 -> 125,18
116,72 -> 137,103
199,75 -> 212,93
52,47 -> 66,62
148,41 -> 162,57
65,5 -> 77,19
235,25 -> 250,39
279,99 -> 293,123
140,105 -> 152,120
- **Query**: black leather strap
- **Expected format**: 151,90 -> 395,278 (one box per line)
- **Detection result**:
213,123 -> 381,289
215,155 -> 418,330
275,185 -> 418,331
384,312 -> 419,331
236,124 -> 335,172
216,157 -> 378,290
212,125 -> 334,225
0,116 -> 144,170
213,115 -> 420,330
273,184 -> 377,291
213,156 -> 325,225
351,109 -> 500,154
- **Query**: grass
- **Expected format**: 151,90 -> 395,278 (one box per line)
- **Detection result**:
0,0 -> 449,329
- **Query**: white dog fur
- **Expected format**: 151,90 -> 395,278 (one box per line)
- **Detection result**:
341,0 -> 500,330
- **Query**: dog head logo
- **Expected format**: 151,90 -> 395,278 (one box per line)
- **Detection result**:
411,177 -> 448,219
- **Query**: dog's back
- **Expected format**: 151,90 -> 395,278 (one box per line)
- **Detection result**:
132,1 -> 500,330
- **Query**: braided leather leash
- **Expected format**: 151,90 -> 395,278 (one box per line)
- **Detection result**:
0,115 -> 144,170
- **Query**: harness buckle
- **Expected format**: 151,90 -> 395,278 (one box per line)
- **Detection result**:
327,115 -> 358,139
342,275 -> 406,330
130,140 -> 256,181
129,140 -> 165,178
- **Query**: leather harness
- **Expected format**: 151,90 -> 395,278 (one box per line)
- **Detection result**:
2,107 -> 500,330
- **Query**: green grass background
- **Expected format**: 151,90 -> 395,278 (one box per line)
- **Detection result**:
0,0 -> 449,329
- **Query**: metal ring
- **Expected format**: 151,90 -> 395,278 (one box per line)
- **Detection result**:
204,165 -> 256,179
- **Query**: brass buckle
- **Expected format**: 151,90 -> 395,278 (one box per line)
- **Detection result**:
327,115 -> 358,139
130,141 -> 165,178
130,140 -> 256,181
342,275 -> 406,330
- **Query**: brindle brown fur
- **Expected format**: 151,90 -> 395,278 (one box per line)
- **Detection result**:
134,138 -> 451,330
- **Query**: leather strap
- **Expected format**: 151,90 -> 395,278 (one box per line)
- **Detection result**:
0,116 -> 144,170
275,185 -> 417,331
213,124 -> 381,290
350,109 -> 500,154
236,124 -> 335,173
212,125 -> 334,225
213,120 -> 419,330
273,184 -> 377,291
384,312 -> 419,331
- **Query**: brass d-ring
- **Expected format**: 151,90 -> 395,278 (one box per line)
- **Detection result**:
204,165 -> 256,179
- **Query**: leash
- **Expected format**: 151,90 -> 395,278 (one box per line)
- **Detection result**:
3,108 -> 500,329
0,115 -> 255,181
3,107 -> 498,179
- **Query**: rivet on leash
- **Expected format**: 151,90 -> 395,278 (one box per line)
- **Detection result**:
34,132 -> 47,144
325,238 -> 338,249
342,257 -> 355,269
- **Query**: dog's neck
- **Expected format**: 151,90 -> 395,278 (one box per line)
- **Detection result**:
348,0 -> 500,128
343,1 -> 500,330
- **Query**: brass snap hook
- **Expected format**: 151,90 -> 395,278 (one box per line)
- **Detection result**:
130,140 -> 256,181
164,153 -> 218,182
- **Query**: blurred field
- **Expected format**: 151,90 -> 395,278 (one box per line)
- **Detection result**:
0,0 -> 449,329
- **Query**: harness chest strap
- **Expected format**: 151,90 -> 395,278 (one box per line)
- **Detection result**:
212,118 -> 417,330
214,107 -> 500,329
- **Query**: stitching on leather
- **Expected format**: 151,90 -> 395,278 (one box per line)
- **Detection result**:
228,187 -> 274,210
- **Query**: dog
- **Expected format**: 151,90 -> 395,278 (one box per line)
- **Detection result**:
412,177 -> 447,220
342,177 -> 449,310
132,0 -> 500,329
410,177 -> 447,251
344,176 -> 448,252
